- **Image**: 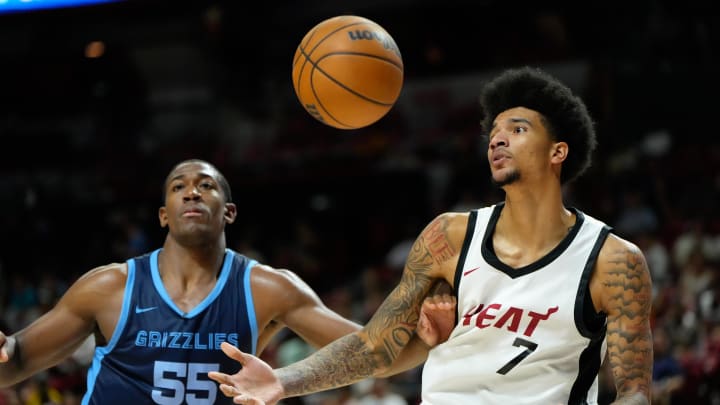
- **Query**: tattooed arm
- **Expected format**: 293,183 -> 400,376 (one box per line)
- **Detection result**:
592,234 -> 653,405
208,213 -> 466,404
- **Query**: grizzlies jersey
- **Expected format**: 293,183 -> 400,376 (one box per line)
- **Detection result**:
82,249 -> 258,405
421,203 -> 611,405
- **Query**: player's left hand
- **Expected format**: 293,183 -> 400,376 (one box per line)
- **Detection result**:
417,293 -> 456,347
208,342 -> 283,405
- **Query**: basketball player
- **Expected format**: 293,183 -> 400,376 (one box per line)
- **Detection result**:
0,159 -> 450,404
208,66 -> 654,405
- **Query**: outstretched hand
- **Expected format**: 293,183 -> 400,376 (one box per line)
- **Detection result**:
208,342 -> 284,405
417,293 -> 456,347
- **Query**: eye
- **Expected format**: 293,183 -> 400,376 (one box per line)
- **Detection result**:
513,126 -> 527,134
199,182 -> 214,190
171,184 -> 184,192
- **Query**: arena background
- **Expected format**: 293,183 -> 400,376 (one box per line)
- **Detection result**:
0,1 -> 718,404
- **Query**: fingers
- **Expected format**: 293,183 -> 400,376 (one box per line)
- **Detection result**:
207,371 -> 232,384
219,383 -> 236,397
220,341 -> 247,364
234,395 -> 266,405
423,294 -> 456,309
219,384 -> 266,405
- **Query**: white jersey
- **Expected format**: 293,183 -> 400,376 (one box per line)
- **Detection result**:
421,203 -> 611,405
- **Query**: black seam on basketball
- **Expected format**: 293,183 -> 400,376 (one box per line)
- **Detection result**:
310,77 -> 352,128
295,44 -> 309,101
309,62 -> 352,128
312,53 -> 399,106
317,51 -> 402,71
296,21 -> 370,103
293,26 -> 319,67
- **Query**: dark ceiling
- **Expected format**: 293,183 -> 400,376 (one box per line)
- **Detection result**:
0,0 -> 716,121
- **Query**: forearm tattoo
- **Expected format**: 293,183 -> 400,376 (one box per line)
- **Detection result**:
603,245 -> 652,404
278,215 -> 456,397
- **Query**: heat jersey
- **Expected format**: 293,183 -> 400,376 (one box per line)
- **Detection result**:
421,203 -> 611,405
82,249 -> 258,405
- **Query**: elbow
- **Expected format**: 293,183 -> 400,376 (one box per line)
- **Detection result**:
372,357 -> 393,378
366,344 -> 395,378
614,391 -> 650,405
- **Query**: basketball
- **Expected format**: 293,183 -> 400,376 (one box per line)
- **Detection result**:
291,15 -> 404,130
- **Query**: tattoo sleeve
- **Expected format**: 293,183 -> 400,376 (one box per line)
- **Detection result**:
277,215 -> 457,397
603,244 -> 653,404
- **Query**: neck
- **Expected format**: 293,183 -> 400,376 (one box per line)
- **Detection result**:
159,234 -> 226,281
497,182 -> 574,250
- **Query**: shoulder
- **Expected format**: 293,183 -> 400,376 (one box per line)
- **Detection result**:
73,262 -> 129,292
409,211 -> 472,279
70,263 -> 128,300
58,262 -> 129,316
597,233 -> 647,271
423,211 -> 472,245
591,233 -> 652,312
249,263 -> 320,303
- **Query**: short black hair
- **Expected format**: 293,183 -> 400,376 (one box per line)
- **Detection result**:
479,66 -> 597,185
162,159 -> 233,203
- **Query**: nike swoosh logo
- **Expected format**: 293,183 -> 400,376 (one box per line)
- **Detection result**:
135,306 -> 158,314
463,266 -> 481,276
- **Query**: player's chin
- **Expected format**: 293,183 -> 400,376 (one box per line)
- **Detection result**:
176,225 -> 215,242
491,170 -> 520,187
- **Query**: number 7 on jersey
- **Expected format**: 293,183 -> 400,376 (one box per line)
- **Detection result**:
496,337 -> 538,375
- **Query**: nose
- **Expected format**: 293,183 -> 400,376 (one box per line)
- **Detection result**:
183,187 -> 201,201
489,132 -> 508,150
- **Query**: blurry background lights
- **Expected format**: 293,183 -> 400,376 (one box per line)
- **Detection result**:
85,40 -> 105,58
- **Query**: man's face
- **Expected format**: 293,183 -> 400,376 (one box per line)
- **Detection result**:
486,107 -> 556,187
159,161 -> 236,244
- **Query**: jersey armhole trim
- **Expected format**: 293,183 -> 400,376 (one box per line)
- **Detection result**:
574,225 -> 612,338
244,259 -> 259,355
453,210 -> 477,324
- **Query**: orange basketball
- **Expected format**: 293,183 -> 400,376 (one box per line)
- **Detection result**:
292,15 -> 404,130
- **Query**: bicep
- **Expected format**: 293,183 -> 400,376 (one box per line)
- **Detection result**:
12,265 -> 124,379
597,238 -> 653,400
13,289 -> 96,378
259,268 -> 361,349
282,302 -> 361,349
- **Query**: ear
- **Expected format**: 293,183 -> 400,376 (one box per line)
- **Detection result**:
224,203 -> 237,225
159,206 -> 168,228
550,141 -> 568,164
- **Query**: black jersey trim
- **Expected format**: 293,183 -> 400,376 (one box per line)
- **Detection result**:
481,203 -> 585,278
574,225 -> 612,338
568,325 -> 606,404
453,210 -> 477,322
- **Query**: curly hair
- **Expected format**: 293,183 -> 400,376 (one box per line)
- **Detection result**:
479,66 -> 597,185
